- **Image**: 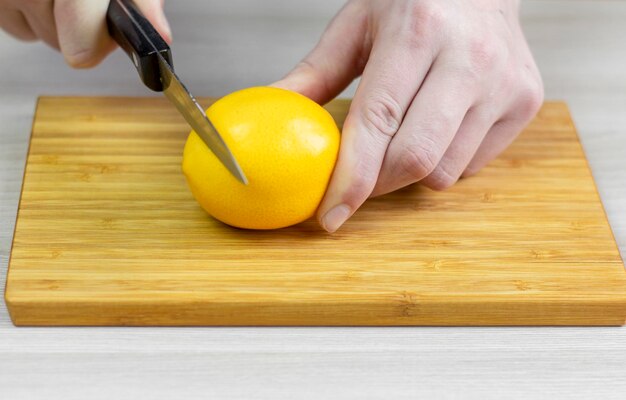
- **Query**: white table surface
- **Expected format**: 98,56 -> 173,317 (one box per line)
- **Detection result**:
1,1 -> 625,398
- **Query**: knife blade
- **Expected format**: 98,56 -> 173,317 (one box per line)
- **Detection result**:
157,54 -> 248,184
106,0 -> 248,184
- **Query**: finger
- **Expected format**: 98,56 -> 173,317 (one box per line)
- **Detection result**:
317,29 -> 438,232
271,1 -> 371,104
19,1 -> 59,49
419,106 -> 496,191
54,0 -> 171,69
462,118 -> 526,177
0,9 -> 37,41
134,0 -> 172,43
54,0 -> 115,68
463,85 -> 543,176
372,57 -> 476,196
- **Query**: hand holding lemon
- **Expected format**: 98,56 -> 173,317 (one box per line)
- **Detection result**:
183,1 -> 544,233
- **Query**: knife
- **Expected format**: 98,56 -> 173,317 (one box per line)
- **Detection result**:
106,0 -> 248,184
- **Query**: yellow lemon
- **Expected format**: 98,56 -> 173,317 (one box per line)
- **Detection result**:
182,86 -> 340,230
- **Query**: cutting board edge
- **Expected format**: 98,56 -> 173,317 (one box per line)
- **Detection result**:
6,293 -> 626,327
3,97 -> 42,318
567,102 -> 626,270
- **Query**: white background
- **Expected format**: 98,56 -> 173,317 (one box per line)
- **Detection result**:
1,1 -> 626,398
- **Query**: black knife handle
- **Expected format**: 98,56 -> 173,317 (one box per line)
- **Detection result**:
106,0 -> 172,92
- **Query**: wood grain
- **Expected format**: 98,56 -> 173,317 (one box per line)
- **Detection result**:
4,97 -> 626,326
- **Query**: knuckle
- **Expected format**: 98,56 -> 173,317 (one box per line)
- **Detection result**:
348,173 -> 375,202
343,160 -> 379,205
394,1 -> 443,50
468,36 -> 502,73
361,92 -> 404,140
398,139 -> 441,181
425,165 -> 459,191
64,49 -> 99,69
409,1 -> 445,32
516,76 -> 544,120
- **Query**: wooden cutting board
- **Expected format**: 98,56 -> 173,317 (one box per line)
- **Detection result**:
5,97 -> 626,326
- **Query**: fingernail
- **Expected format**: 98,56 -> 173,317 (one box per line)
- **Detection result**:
321,204 -> 351,233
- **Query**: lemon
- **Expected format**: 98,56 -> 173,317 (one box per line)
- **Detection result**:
182,86 -> 340,230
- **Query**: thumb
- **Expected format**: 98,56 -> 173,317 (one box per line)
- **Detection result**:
271,1 -> 371,104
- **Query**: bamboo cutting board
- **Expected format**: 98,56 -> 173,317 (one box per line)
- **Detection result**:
5,97 -> 626,326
